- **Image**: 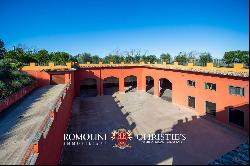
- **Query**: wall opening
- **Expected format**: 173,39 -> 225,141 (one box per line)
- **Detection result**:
159,78 -> 172,102
80,78 -> 97,97
50,74 -> 65,85
229,108 -> 244,127
103,77 -> 119,95
188,96 -> 195,109
146,76 -> 154,95
205,101 -> 216,116
124,75 -> 137,93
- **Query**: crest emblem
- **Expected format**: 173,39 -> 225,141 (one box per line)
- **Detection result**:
111,128 -> 133,149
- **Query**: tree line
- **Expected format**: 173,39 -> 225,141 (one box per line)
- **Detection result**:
0,39 -> 249,67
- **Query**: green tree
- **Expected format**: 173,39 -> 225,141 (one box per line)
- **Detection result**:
134,55 -> 141,63
4,46 -> 34,64
75,53 -> 92,63
223,50 -> 249,65
124,49 -> 147,63
174,52 -> 188,65
187,51 -> 198,63
199,52 -> 213,66
144,55 -> 158,63
69,55 -> 78,62
125,55 -> 134,63
33,49 -> 50,64
141,55 -> 148,63
92,55 -> 102,64
160,53 -> 171,63
50,52 -> 71,65
0,39 -> 6,59
4,50 -> 18,60
242,53 -> 249,66
103,54 -> 123,64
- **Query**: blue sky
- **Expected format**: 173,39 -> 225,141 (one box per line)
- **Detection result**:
0,0 -> 249,58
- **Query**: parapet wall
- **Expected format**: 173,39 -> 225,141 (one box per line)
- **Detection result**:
18,83 -> 74,165
21,61 -> 249,77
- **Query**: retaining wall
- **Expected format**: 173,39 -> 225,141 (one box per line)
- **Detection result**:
0,82 -> 37,112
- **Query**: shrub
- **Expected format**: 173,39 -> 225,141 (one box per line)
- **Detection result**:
0,59 -> 34,101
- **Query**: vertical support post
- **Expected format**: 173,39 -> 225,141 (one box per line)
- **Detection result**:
98,69 -> 103,96
75,71 -> 80,97
119,77 -> 125,94
100,79 -> 103,96
154,78 -> 160,97
96,79 -> 103,96
141,76 -> 146,92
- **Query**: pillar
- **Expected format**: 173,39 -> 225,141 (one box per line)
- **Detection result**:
141,76 -> 146,92
74,71 -> 80,97
97,79 -> 103,96
119,77 -> 125,94
137,75 -> 144,91
154,78 -> 160,97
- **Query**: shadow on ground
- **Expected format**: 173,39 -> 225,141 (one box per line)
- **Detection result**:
60,89 -> 248,165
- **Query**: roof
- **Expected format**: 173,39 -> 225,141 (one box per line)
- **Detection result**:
0,84 -> 66,165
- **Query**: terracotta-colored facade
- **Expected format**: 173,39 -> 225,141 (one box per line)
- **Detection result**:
15,65 -> 248,165
23,66 -> 249,132
73,67 -> 249,132
17,70 -> 75,165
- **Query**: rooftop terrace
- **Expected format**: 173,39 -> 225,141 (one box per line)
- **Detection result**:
0,84 -> 66,165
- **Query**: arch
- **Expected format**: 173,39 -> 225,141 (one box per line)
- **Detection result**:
103,76 -> 119,95
146,76 -> 154,95
124,75 -> 137,93
159,78 -> 172,102
80,78 -> 98,97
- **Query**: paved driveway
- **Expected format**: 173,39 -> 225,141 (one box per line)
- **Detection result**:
60,91 -> 248,165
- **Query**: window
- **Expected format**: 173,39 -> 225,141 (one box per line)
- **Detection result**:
205,101 -> 216,116
188,96 -> 195,109
187,80 -> 196,87
229,108 -> 244,127
205,82 -> 216,91
229,86 -> 245,96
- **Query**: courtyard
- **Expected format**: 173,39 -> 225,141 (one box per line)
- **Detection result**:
60,90 -> 247,165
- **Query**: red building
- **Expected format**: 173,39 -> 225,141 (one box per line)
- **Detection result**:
16,62 -> 248,165
22,62 -> 249,132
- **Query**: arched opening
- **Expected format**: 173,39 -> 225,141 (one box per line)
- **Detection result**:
159,78 -> 172,102
124,75 -> 137,93
80,78 -> 97,97
146,76 -> 154,95
103,77 -> 119,95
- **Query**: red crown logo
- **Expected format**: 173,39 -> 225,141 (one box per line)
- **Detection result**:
111,128 -> 133,149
